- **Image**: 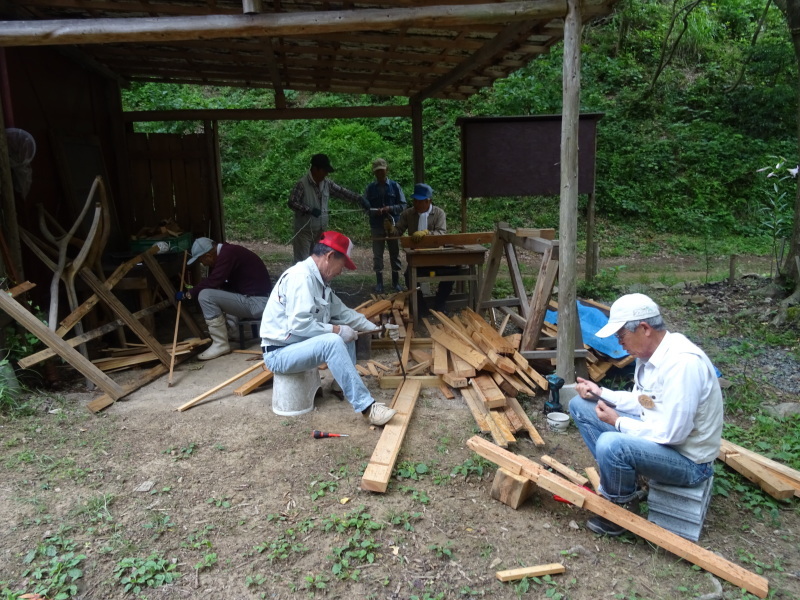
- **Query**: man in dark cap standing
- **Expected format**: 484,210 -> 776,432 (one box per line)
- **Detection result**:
288,153 -> 365,263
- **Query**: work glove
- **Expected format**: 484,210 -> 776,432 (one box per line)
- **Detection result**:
411,229 -> 428,243
337,324 -> 358,343
310,207 -> 322,218
175,290 -> 190,302
384,323 -> 400,342
383,218 -> 395,236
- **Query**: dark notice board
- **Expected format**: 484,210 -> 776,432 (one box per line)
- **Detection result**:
457,114 -> 603,198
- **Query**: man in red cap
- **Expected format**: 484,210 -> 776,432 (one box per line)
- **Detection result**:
259,231 -> 399,426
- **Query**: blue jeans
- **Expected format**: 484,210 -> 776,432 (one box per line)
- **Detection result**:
263,333 -> 373,413
568,396 -> 714,503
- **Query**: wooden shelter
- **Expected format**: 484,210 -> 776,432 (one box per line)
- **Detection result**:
0,0 -> 620,384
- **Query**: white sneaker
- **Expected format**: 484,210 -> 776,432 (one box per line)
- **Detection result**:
367,402 -> 397,426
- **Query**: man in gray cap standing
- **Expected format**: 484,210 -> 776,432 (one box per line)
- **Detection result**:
363,158 -> 406,293
288,153 -> 365,263
175,238 -> 272,360
569,293 -> 723,536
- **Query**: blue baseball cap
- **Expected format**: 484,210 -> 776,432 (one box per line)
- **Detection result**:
411,183 -> 433,200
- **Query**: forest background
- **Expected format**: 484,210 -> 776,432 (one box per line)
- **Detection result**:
121,0 -> 798,276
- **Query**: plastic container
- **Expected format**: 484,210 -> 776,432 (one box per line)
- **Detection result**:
130,232 -> 192,254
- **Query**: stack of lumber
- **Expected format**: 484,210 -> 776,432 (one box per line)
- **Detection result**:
424,308 -> 546,448
355,290 -> 412,333
92,337 -> 209,372
542,299 -> 634,382
718,439 -> 800,500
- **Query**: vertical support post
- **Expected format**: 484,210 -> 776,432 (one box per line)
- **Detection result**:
556,0 -> 582,385
585,191 -> 596,281
206,119 -> 225,241
0,93 -> 24,283
411,99 -> 424,184
729,254 -> 737,285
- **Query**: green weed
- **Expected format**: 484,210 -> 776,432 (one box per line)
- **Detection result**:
386,510 -> 423,532
19,530 -> 86,600
194,553 -> 217,572
309,479 -> 338,501
329,532 -> 380,581
428,540 -> 454,560
451,455 -> 493,480
162,442 -> 197,460
206,496 -> 232,508
394,460 -> 430,481
112,553 -> 181,596
398,485 -> 430,505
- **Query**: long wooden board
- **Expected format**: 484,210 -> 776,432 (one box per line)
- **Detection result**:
505,396 -> 545,446
496,563 -> 565,582
466,436 -> 769,599
361,379 -> 422,493
430,329 -> 490,371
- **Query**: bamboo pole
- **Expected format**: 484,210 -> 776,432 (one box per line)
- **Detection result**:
177,362 -> 263,412
168,250 -> 189,387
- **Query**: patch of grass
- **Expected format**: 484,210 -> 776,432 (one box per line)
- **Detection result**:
162,442 -> 197,461
16,529 -> 86,600
182,525 -> 215,550
206,496 -> 232,508
451,455 -> 493,480
142,512 -> 175,538
309,479 -> 338,501
428,540 -> 454,560
386,510 -> 423,532
393,460 -> 431,481
329,532 -> 380,581
398,485 -> 430,505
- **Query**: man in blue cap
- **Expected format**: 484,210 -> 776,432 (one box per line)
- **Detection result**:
288,153 -> 365,263
390,183 -> 453,314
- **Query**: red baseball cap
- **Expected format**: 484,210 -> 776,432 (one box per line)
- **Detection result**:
319,231 -> 356,270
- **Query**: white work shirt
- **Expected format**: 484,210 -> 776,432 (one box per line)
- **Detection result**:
260,257 -> 377,344
599,331 -> 723,464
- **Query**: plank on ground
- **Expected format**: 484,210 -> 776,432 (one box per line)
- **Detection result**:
496,563 -> 565,582
233,367 -> 274,396
540,455 -> 589,487
506,396 -> 545,446
361,379 -> 423,493
467,436 -> 769,599
724,453 -> 795,500
471,374 -> 506,409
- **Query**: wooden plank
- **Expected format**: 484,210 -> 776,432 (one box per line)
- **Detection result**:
361,379 -> 422,493
372,337 -> 431,349
357,299 -> 392,320
0,289 -> 125,399
512,351 -> 549,390
368,360 -> 392,372
401,322 -> 413,369
367,362 -> 380,377
725,454 -> 795,500
442,371 -> 468,388
392,308 -> 406,339
79,268 -> 172,367
233,367 -> 274,396
432,341 -> 449,374
56,245 -> 160,336
405,360 -> 431,376
467,436 -> 769,599
719,439 -> 800,489
496,563 -> 564,582
490,411 -> 516,444
540,455 -> 589,487
451,353 -> 477,378
439,382 -> 455,399
19,299 -> 172,368
585,467 -> 601,492
378,375 -> 442,389
430,329 -> 490,371
492,370 -> 518,397
490,467 -> 534,509
399,231 -> 494,248
409,349 -> 432,365
355,364 -> 371,376
462,307 -> 515,354
506,396 -> 545,446
471,374 -> 506,409
460,387 -> 490,433
141,251 -> 203,338
502,403 -> 525,432
87,358 -> 187,412
514,228 -> 556,240
177,362 -> 263,411
7,281 -> 35,298
520,247 -> 559,352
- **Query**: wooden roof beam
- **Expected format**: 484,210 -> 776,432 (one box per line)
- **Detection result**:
123,104 -> 413,123
413,19 -> 537,102
0,1 -> 568,47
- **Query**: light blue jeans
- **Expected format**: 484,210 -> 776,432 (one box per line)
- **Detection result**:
197,288 -> 268,322
262,333 -> 373,413
568,396 -> 714,503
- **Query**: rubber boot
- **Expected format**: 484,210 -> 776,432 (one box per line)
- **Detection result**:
199,314 -> 231,361
374,271 -> 384,293
391,271 -> 403,292
226,315 -> 240,342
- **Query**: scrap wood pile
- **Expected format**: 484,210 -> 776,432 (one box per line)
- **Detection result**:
354,294 -> 549,449
91,337 -> 209,372
539,299 -> 635,382
718,439 -> 800,501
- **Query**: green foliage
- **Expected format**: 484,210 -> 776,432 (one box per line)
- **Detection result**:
18,530 -> 86,600
309,478 -> 338,501
162,442 -> 197,461
386,510 -> 423,532
112,553 -> 181,596
577,266 -> 626,301
393,460 -> 430,481
451,455 -> 493,480
428,541 -> 454,560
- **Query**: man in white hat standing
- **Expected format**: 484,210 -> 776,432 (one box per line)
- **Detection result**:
176,238 -> 272,360
260,231 -> 399,427
569,293 -> 723,536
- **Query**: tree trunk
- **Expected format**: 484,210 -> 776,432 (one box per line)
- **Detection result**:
774,0 -> 800,316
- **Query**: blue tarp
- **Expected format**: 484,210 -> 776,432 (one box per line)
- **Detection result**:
545,303 -> 627,359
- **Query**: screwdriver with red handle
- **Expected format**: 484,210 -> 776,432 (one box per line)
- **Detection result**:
312,430 -> 349,439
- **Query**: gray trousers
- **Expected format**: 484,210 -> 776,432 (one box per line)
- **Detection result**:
197,288 -> 268,322
371,228 -> 401,273
292,224 -> 323,263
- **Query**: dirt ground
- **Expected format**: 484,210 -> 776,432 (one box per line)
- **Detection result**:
1,242 -> 798,600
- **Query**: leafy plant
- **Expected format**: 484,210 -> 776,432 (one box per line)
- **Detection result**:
206,496 -> 232,508
428,541 -> 454,560
398,485 -> 430,505
755,156 -> 795,277
309,479 -> 338,501
20,532 -> 86,600
394,460 -> 430,481
112,553 -> 181,596
162,442 -> 197,461
194,553 -> 217,572
451,455 -> 493,480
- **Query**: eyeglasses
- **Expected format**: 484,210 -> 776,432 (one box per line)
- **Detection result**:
615,329 -> 627,343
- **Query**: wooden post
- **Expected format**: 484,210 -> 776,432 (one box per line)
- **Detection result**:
585,191 -> 596,281
168,250 -> 189,386
411,99 -> 424,184
0,95 -> 24,283
555,0 -> 582,385
729,254 -> 737,285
